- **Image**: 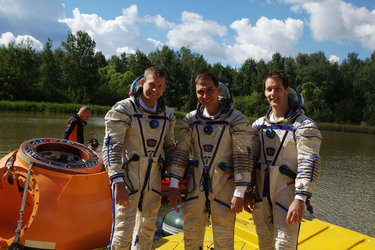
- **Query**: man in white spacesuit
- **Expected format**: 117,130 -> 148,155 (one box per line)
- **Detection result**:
102,66 -> 176,250
168,72 -> 257,249
246,69 -> 322,249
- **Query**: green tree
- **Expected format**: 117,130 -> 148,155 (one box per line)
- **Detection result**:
97,62 -> 136,106
95,51 -> 108,68
253,59 -> 268,92
295,51 -> 333,87
234,58 -> 258,96
234,91 -> 268,117
0,40 -> 39,101
0,46 -> 14,99
356,52 -> 375,124
177,47 -> 209,111
334,53 -> 364,123
127,50 -> 151,76
148,46 -> 185,109
301,82 -> 332,121
107,53 -> 128,73
284,57 -> 297,87
268,52 -> 284,71
210,63 -> 237,86
61,31 -> 99,103
37,39 -> 65,101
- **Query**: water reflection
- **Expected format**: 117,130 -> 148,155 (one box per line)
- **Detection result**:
313,130 -> 375,237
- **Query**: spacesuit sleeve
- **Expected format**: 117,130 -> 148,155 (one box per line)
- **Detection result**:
163,110 -> 177,174
251,119 -> 262,165
231,113 -> 257,186
169,114 -> 193,180
294,118 -> 322,197
102,101 -> 131,181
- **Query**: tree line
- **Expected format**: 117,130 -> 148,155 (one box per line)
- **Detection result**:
0,31 -> 374,124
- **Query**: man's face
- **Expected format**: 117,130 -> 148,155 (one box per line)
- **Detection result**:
196,80 -> 221,110
141,75 -> 166,105
264,77 -> 289,108
81,111 -> 91,121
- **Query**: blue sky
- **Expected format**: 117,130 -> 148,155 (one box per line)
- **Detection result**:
0,0 -> 374,67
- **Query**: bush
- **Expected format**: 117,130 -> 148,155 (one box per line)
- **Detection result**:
0,100 -> 111,115
234,92 -> 268,117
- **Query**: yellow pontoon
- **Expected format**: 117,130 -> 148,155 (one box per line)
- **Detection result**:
154,210 -> 375,249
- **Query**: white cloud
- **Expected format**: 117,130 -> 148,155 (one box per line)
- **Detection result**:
0,0 -> 65,20
0,32 -> 43,50
329,55 -> 340,63
59,5 -> 167,57
147,38 -> 164,48
0,1 -> 178,58
226,16 -> 304,63
116,46 -> 136,55
0,0 -> 306,65
284,0 -> 375,50
166,11 -> 227,58
144,14 -> 175,29
0,0 -> 69,44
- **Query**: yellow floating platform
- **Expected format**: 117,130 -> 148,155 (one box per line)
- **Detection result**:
154,211 -> 375,249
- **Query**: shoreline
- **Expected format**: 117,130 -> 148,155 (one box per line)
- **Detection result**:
1,100 -> 374,134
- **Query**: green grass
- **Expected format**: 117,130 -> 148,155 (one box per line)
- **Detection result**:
317,122 -> 375,134
0,100 -> 111,115
0,101 -> 188,119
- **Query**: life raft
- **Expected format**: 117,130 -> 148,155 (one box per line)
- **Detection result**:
0,138 -> 112,250
161,207 -> 184,236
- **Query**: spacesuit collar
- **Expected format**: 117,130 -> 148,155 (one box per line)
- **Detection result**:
196,102 -> 233,120
131,95 -> 166,114
138,95 -> 158,113
265,108 -> 300,125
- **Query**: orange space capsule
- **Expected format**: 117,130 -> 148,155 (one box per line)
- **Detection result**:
0,138 -> 112,250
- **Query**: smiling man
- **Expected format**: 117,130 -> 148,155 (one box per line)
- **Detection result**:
168,72 -> 257,249
102,66 -> 176,250
247,69 -> 322,249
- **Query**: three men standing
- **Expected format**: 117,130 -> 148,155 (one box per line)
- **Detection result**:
102,68 -> 321,250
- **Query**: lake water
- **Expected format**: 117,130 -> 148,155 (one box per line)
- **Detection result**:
0,111 -> 374,237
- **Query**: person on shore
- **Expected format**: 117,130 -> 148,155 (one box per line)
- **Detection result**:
102,66 -> 176,249
246,69 -> 322,249
168,72 -> 257,249
63,106 -> 92,144
88,138 -> 99,151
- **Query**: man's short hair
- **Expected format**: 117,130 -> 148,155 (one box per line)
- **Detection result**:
79,106 -> 92,114
144,66 -> 167,80
263,69 -> 289,89
195,72 -> 219,87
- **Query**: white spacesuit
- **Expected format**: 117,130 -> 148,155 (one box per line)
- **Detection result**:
252,89 -> 322,249
103,77 -> 175,250
170,82 -> 257,249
